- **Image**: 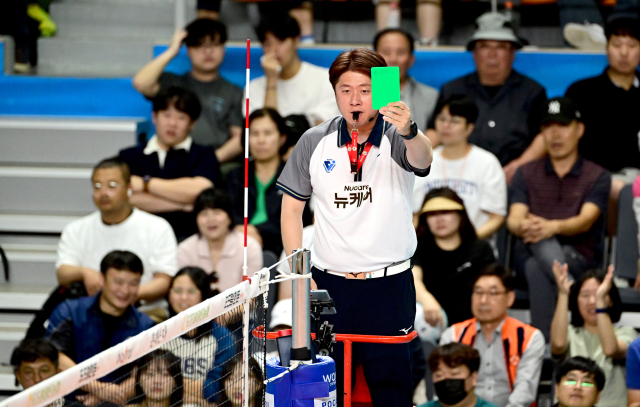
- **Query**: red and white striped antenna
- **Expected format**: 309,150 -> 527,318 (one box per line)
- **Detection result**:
242,39 -> 250,280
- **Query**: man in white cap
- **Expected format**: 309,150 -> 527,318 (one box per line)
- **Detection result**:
427,12 -> 547,184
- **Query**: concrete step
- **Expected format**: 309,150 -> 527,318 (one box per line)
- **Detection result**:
1,243 -> 58,287
0,365 -> 21,392
38,37 -> 155,77
0,117 -> 143,166
0,284 -> 51,312
0,167 -> 94,216
0,323 -> 30,365
0,214 -> 79,234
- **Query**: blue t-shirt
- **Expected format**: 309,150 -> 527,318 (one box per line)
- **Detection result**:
627,337 -> 640,389
419,397 -> 500,407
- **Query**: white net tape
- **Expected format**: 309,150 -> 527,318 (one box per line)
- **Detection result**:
0,268 -> 270,407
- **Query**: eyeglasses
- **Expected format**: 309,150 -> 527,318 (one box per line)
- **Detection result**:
170,287 -> 200,296
562,380 -> 596,388
435,116 -> 465,125
472,290 -> 508,299
93,181 -> 122,191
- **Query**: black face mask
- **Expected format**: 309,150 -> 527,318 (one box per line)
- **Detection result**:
434,379 -> 468,405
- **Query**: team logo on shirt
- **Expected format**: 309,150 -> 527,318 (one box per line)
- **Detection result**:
323,159 -> 336,173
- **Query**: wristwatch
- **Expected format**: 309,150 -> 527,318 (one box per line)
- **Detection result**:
401,121 -> 418,140
143,175 -> 151,193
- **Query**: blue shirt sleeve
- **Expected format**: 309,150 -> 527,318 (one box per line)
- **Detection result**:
203,323 -> 235,402
627,338 -> 640,389
44,301 -> 75,359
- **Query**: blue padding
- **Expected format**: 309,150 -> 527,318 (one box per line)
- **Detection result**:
0,45 -> 609,118
266,355 -> 336,407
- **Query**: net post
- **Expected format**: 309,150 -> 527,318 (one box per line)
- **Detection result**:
290,248 -> 312,365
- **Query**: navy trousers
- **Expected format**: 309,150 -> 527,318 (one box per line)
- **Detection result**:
311,267 -> 416,407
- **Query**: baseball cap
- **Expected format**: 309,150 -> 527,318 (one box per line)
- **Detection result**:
269,298 -> 292,330
466,12 -> 523,50
420,197 -> 464,215
541,97 -> 582,126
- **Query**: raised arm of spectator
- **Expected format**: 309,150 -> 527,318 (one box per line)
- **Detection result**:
412,265 -> 443,327
132,175 -> 213,204
132,29 -> 187,97
506,329 -> 545,407
550,261 -> 572,356
596,266 -> 630,359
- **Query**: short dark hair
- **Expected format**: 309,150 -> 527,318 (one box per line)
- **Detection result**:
184,18 -> 228,46
473,263 -> 515,292
92,157 -> 131,184
428,343 -> 480,374
11,338 -> 59,370
417,187 -> 477,245
193,188 -> 235,230
329,48 -> 387,90
256,13 -> 300,42
373,28 -> 415,54
100,250 -> 144,275
435,95 -> 479,124
152,86 -> 202,122
135,349 -> 183,406
606,15 -> 640,42
569,269 -> 623,327
249,107 -> 289,156
555,356 -> 606,391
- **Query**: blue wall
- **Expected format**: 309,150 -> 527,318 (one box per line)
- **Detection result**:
0,45 -> 609,119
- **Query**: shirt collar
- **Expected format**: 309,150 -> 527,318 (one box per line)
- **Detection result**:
338,113 -> 386,148
603,67 -> 640,89
143,135 -> 192,168
544,155 -> 584,177
474,318 -> 506,340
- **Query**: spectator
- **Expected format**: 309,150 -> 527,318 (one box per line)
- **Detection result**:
227,108 -> 311,256
413,188 -> 495,326
555,356 -> 606,407
440,264 -> 545,407
197,0 -> 220,20
162,267 -> 233,404
256,1 -> 316,45
11,338 -> 59,390
419,343 -> 499,407
627,336 -> 640,406
56,157 -> 177,302
375,0 -> 442,47
178,188 -> 263,293
128,349 -> 183,407
373,28 -> 439,132
216,356 -> 264,407
507,97 -> 611,341
413,96 -> 507,240
560,6 -> 639,51
45,250 -> 155,406
245,13 -> 338,127
429,12 -> 547,183
132,19 -> 243,163
566,16 -> 640,202
120,86 -> 220,241
551,264 -> 636,407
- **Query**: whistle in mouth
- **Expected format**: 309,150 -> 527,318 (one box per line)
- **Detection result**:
352,112 -> 360,121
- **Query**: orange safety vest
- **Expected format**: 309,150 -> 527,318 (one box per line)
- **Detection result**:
451,316 -> 538,404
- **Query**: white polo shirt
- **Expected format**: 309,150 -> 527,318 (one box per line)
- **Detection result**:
277,114 -> 429,272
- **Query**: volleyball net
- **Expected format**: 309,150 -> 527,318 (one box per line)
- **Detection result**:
1,268 -> 271,407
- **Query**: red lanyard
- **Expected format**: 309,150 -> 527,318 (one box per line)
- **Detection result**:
347,124 -> 373,174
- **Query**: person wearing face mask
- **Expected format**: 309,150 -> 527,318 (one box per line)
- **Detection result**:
178,188 -> 263,293
420,343 -> 499,407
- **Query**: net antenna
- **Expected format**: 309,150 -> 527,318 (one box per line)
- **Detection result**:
242,38 -> 251,407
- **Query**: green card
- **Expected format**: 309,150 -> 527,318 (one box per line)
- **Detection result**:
371,66 -> 401,110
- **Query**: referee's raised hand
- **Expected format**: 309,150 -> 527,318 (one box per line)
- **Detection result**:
380,101 -> 412,136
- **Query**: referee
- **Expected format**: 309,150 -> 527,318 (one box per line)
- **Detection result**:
277,48 -> 432,407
